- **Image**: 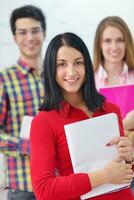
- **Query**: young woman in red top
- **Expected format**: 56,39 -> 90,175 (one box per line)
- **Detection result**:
30,32 -> 134,200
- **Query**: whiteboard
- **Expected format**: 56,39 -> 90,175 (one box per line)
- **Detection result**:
0,0 -> 134,66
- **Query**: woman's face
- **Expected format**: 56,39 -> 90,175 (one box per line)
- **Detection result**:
56,46 -> 85,97
101,26 -> 126,65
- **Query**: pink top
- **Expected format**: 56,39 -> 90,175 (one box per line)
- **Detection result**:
95,63 -> 134,89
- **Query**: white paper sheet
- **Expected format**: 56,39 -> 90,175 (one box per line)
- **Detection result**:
20,115 -> 33,139
64,113 -> 129,199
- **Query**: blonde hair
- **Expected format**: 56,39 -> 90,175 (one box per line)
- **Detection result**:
93,16 -> 134,72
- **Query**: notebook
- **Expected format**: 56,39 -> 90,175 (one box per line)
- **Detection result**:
99,84 -> 134,118
64,113 -> 129,199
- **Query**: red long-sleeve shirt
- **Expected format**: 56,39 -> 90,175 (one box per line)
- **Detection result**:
30,101 -> 133,200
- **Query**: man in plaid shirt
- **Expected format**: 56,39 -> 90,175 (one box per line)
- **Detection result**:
0,5 -> 46,200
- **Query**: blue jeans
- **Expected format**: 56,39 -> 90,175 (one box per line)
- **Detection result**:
7,189 -> 36,200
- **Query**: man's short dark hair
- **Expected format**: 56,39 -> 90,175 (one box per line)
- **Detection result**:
10,5 -> 46,35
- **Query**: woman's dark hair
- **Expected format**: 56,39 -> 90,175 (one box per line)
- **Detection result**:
10,5 -> 46,35
40,32 -> 105,111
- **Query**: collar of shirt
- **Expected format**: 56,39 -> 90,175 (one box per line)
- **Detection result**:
98,63 -> 128,81
17,59 -> 34,75
97,63 -> 128,83
59,102 -> 71,117
59,101 -> 106,118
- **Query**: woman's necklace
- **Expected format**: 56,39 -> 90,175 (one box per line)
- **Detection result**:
109,75 -> 120,80
108,74 -> 120,85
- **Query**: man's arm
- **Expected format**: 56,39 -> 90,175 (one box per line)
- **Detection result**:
0,132 -> 30,155
0,80 -> 30,156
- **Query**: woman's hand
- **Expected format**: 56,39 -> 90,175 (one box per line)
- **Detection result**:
123,110 -> 134,130
124,130 -> 134,147
89,157 -> 133,188
107,137 -> 133,163
103,157 -> 133,184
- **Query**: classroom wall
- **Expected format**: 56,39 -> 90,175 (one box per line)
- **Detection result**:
0,0 -> 133,66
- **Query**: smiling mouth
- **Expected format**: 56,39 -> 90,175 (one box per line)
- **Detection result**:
109,52 -> 120,56
64,79 -> 80,86
26,45 -> 36,49
65,78 -> 79,82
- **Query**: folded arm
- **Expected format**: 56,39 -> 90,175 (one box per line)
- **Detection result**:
0,82 -> 30,156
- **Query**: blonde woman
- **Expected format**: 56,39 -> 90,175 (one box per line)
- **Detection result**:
93,16 -> 134,140
93,16 -> 134,192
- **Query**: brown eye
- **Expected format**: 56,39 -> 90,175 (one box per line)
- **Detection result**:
103,39 -> 111,43
75,60 -> 84,66
57,62 -> 66,67
16,31 -> 26,36
117,38 -> 125,43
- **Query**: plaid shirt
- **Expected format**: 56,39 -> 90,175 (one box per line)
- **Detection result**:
0,60 -> 44,191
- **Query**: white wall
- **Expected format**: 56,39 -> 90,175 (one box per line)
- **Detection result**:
0,0 -> 134,66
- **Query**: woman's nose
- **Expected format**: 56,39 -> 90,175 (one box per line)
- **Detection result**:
66,64 -> 76,76
111,41 -> 118,50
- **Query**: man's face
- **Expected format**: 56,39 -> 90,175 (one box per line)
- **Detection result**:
14,18 -> 45,60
